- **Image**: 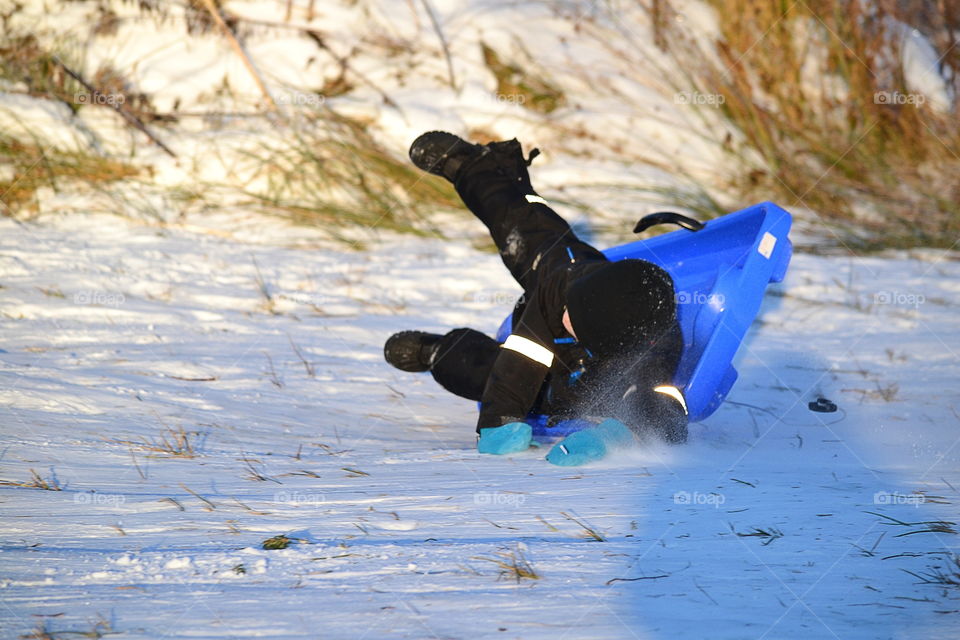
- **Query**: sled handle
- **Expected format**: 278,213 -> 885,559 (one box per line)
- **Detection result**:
633,211 -> 705,234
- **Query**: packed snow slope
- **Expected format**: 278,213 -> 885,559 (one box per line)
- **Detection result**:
1,213 -> 958,639
0,0 -> 748,228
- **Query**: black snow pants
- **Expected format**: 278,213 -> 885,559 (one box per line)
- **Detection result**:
428,140 -> 604,402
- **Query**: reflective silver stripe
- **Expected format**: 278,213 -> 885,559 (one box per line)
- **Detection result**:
502,334 -> 554,367
654,385 -> 688,415
525,194 -> 549,206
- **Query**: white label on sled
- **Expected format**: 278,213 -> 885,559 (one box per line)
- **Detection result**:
758,232 -> 777,259
525,194 -> 549,206
502,334 -> 554,367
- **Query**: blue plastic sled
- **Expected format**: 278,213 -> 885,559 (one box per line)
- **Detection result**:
491,201 -> 793,437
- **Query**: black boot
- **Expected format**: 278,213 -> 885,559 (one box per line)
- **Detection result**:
478,138 -> 539,193
384,331 -> 442,372
408,131 -> 485,183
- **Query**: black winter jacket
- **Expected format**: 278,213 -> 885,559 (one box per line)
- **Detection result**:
476,255 -> 685,436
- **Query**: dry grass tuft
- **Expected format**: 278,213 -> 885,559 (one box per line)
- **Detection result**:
733,524 -> 785,545
481,42 -> 566,114
474,545 -> 540,582
114,426 -> 199,458
0,33 -> 83,107
23,616 -> 113,639
0,468 -> 63,491
904,554 -> 960,588
561,510 -> 606,541
237,111 -> 462,238
650,0 -> 960,248
0,135 -> 140,215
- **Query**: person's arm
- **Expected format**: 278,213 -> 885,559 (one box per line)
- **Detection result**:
476,294 -> 555,432
476,347 -> 550,430
614,323 -> 689,442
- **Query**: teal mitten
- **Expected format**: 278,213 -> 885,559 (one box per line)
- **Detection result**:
546,418 -> 636,466
477,422 -> 533,455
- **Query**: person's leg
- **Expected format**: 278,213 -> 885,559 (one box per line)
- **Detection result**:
384,327 -> 501,402
408,133 -> 605,293
428,328 -> 501,401
454,139 -> 604,292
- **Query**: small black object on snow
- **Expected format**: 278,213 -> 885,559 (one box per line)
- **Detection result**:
808,397 -> 838,413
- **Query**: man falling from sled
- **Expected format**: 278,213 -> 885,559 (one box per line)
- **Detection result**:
383,132 -> 688,465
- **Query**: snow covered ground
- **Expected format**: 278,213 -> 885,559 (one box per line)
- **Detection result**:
1,212 -> 958,639
2,0 -> 959,637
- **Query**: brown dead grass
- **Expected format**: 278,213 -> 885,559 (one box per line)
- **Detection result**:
0,136 -> 140,215
654,0 -> 960,248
